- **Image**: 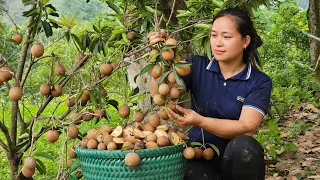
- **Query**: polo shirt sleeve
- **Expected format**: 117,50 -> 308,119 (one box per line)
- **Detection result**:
181,56 -> 194,92
243,76 -> 272,116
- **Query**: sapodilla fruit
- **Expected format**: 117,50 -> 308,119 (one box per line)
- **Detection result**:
0,66 -> 14,82
183,147 -> 195,159
149,49 -> 159,57
31,43 -> 44,58
54,63 -> 66,75
97,143 -> 107,150
153,94 -> 164,105
67,159 -> 74,168
161,49 -> 174,61
24,156 -> 36,170
148,113 -> 160,128
70,112 -> 81,122
169,87 -> 180,99
87,139 -> 98,149
107,141 -> 118,150
40,84 -> 51,96
165,38 -> 177,46
11,33 -> 23,45
87,129 -> 98,139
118,104 -> 130,118
68,148 -> 77,158
51,84 -> 62,97
203,148 -> 214,160
66,97 -> 75,107
80,138 -> 89,148
134,111 -> 144,122
22,166 -> 35,178
150,65 -> 162,79
68,125 -> 79,139
9,86 -> 23,101
175,61 -> 191,76
159,106 -> 169,120
111,62 -> 119,70
149,78 -> 158,96
194,147 -> 203,159
167,72 -> 176,84
46,130 -> 59,143
75,54 -> 85,64
125,152 -> 140,166
100,63 -> 113,76
160,29 -> 168,39
158,83 -> 170,96
157,136 -> 169,147
94,108 -> 104,119
127,32 -> 134,41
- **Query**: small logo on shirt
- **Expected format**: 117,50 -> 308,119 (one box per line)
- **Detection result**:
237,96 -> 245,102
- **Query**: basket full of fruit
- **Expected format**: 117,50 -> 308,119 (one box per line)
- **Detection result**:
76,123 -> 188,180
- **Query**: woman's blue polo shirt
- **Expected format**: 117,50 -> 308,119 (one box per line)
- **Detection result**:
181,55 -> 272,156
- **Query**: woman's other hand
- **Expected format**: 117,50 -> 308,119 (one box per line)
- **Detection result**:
168,105 -> 203,126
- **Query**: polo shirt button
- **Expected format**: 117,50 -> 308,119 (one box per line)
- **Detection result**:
223,82 -> 227,86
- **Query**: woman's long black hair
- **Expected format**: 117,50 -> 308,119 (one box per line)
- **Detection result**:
212,8 -> 263,68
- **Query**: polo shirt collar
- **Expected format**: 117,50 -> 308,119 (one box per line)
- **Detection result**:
205,57 -> 252,80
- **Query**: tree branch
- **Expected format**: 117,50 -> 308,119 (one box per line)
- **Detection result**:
0,121 -> 13,152
0,138 -> 9,153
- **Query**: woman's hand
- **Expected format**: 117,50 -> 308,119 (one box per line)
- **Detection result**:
148,30 -> 167,45
168,105 -> 204,126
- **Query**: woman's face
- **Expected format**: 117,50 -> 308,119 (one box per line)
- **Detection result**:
210,16 -> 250,63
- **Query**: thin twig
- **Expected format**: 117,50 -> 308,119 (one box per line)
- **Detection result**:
125,43 -> 149,57
171,19 -> 212,34
0,7 -> 19,31
166,0 -> 176,28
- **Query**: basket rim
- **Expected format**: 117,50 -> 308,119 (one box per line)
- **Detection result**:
76,144 -> 184,159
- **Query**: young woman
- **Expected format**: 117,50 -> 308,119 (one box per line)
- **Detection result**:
150,7 -> 272,180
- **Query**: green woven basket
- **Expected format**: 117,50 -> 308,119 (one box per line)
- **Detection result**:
76,144 -> 186,180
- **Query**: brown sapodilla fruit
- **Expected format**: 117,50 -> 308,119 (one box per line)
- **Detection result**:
67,159 -> 74,168
118,104 -> 130,118
11,33 -> 23,45
9,86 -> 23,101
169,87 -> 180,99
97,143 -> 107,150
87,129 -> 98,139
66,97 -> 75,107
159,106 -> 169,120
125,152 -> 140,166
51,84 -> 62,97
145,133 -> 157,142
194,147 -> 203,159
80,138 -> 89,148
22,166 -> 35,178
158,83 -> 170,96
167,72 -> 176,84
70,112 -> 81,122
68,148 -> 77,158
111,62 -> 119,70
87,139 -> 98,149
82,109 -> 94,121
100,63 -> 113,76
24,156 -> 36,170
40,84 -> 51,96
31,43 -> 44,58
46,130 -> 59,143
101,88 -> 107,97
157,136 -> 169,147
107,141 -> 118,150
134,111 -> 145,122
0,66 -> 14,82
165,38 -> 177,46
94,108 -> 104,119
146,141 -> 159,149
127,32 -> 134,41
149,49 -> 159,57
75,54 -> 85,64
160,29 -> 168,39
150,65 -> 162,79
68,125 -> 79,139
153,94 -> 164,105
161,49 -> 174,61
148,113 -> 160,128
203,148 -> 214,160
54,63 -> 66,75
183,147 -> 195,159
175,61 -> 191,76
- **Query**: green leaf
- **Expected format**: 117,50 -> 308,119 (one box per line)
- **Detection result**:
33,152 -> 55,161
285,142 -> 298,152
174,62 -> 192,68
194,23 -> 212,30
89,90 -> 97,107
139,64 -> 154,76
42,20 -> 53,37
35,158 -> 46,175
161,45 -> 177,51
65,31 -> 70,42
267,120 -> 277,131
93,25 -> 100,33
70,175 -> 78,180
23,8 -> 37,17
208,143 -> 220,156
105,1 -> 123,15
190,142 -> 202,147
173,71 -> 183,85
45,4 -> 56,11
69,158 -> 79,173
158,71 -> 171,85
18,133 -> 29,140
149,53 -> 159,63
